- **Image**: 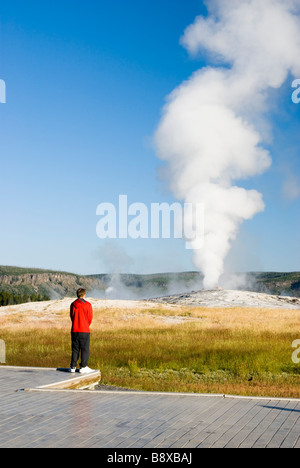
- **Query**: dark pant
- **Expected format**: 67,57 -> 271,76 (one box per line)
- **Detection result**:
71,332 -> 90,368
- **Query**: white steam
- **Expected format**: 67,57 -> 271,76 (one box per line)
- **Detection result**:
155,0 -> 300,289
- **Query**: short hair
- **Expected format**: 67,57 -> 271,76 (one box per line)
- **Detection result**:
77,288 -> 86,298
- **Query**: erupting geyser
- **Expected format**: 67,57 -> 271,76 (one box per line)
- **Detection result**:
155,0 -> 300,290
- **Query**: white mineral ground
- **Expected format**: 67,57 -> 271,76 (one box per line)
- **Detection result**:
0,289 -> 299,324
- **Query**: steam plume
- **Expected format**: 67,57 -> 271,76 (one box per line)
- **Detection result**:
155,0 -> 300,289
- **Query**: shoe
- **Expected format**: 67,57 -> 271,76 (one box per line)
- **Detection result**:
79,366 -> 94,374
69,367 -> 76,373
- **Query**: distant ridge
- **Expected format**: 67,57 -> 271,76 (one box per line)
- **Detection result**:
0,265 -> 299,305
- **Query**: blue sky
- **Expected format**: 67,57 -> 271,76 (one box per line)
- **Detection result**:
0,0 -> 299,275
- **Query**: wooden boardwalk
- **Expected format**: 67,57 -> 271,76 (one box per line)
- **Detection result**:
0,366 -> 300,448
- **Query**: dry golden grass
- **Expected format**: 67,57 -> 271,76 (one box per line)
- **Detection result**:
1,300 -> 300,398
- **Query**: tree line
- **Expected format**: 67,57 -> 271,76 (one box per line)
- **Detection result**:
0,291 -> 50,306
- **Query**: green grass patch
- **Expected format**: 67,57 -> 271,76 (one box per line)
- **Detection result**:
2,322 -> 300,398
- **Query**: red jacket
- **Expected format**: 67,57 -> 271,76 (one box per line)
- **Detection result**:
70,298 -> 93,333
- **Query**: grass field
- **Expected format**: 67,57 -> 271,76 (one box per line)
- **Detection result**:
1,302 -> 300,398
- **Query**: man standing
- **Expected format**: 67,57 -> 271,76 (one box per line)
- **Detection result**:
69,288 -> 94,374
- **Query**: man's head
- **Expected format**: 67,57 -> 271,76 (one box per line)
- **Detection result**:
77,288 -> 86,299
